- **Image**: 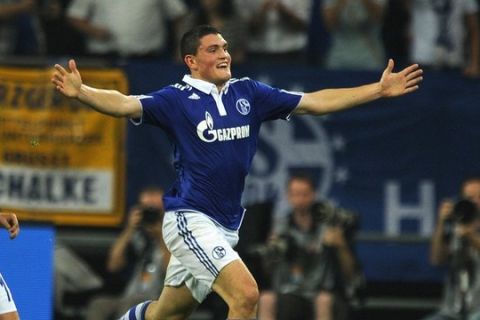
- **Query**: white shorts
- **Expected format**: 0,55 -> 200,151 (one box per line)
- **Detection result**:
0,273 -> 17,315
162,210 -> 241,302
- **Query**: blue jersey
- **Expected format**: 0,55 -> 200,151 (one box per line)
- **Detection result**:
135,75 -> 302,230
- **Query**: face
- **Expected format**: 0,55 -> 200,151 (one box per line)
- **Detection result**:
287,178 -> 316,212
186,33 -> 232,86
462,180 -> 480,210
139,191 -> 163,211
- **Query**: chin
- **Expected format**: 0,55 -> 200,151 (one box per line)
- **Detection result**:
216,73 -> 231,84
221,69 -> 231,77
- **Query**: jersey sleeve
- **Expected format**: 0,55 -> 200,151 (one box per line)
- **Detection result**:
130,87 -> 175,129
250,79 -> 303,122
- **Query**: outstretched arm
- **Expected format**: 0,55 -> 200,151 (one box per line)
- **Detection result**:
0,212 -> 20,239
295,59 -> 423,116
51,59 -> 142,118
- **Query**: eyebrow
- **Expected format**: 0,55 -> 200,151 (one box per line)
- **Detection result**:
205,42 -> 228,50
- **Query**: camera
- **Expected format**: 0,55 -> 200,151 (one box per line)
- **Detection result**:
451,199 -> 478,225
249,202 -> 358,259
443,199 -> 479,241
140,207 -> 161,226
442,199 -> 478,272
248,237 -> 288,259
313,202 -> 359,236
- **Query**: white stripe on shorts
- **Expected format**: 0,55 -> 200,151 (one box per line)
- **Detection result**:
176,211 -> 219,277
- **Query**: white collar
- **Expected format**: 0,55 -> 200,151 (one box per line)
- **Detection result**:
182,75 -> 229,95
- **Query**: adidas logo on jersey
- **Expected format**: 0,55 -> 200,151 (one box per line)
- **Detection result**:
188,93 -> 201,100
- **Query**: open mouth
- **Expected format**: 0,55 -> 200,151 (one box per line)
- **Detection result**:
217,62 -> 229,69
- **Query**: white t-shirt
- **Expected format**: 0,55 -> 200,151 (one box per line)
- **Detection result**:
410,0 -> 478,67
67,0 -> 187,56
239,0 -> 311,53
322,0 -> 387,70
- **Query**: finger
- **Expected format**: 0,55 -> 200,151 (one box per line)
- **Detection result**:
54,64 -> 68,76
406,69 -> 423,81
9,228 -> 19,240
0,218 -> 9,229
51,79 -> 64,90
52,73 -> 63,83
10,214 -> 18,227
55,85 -> 66,94
50,74 -> 60,86
69,59 -> 78,74
385,58 -> 394,73
406,76 -> 423,87
51,75 -> 65,84
9,224 -> 19,238
404,85 -> 419,94
401,64 -> 420,76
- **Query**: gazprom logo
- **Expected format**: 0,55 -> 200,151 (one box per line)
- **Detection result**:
196,111 -> 250,143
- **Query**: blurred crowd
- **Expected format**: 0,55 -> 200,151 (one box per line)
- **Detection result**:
0,0 -> 479,76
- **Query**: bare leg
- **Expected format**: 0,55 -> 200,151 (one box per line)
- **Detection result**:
212,259 -> 259,319
116,294 -> 153,318
146,285 -> 199,320
258,290 -> 277,320
314,291 -> 334,320
0,312 -> 19,320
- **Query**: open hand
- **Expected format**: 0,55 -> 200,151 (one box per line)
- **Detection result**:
51,59 -> 82,98
380,59 -> 423,98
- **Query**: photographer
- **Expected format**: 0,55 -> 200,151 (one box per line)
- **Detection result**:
423,177 -> 480,320
85,186 -> 170,320
258,173 -> 361,320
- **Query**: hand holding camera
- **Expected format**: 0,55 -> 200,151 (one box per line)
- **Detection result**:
126,207 -> 143,232
438,199 -> 455,223
322,226 -> 348,249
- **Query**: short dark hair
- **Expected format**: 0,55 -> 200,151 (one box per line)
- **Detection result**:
180,25 -> 221,58
287,172 -> 316,191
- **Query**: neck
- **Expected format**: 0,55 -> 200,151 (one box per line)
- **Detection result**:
216,84 -> 225,92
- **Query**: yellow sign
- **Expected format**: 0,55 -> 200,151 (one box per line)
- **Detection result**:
0,67 -> 127,226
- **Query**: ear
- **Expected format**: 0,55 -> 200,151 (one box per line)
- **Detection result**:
184,55 -> 197,70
